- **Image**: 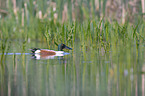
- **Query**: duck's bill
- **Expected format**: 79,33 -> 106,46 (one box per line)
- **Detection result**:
65,46 -> 72,50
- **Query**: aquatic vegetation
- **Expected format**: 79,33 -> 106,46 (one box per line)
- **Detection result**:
0,34 -> 11,66
1,17 -> 145,57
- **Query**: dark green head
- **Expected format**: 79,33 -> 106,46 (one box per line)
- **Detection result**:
58,43 -> 72,51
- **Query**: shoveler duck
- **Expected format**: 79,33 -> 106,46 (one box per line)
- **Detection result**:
30,43 -> 72,56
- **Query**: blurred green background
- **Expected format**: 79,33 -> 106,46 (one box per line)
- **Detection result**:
0,0 -> 145,23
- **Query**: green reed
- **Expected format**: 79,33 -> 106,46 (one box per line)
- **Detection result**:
0,0 -> 144,50
1,15 -> 144,49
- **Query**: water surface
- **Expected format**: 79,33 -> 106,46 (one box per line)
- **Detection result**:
0,40 -> 145,96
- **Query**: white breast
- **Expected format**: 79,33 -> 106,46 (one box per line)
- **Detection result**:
35,50 -> 41,54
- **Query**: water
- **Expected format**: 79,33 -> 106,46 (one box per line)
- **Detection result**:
0,41 -> 145,96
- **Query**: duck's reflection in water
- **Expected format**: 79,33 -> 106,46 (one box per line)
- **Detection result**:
31,52 -> 71,60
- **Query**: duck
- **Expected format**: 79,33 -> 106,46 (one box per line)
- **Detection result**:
30,43 -> 72,56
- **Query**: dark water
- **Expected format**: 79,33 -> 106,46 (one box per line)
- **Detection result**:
0,41 -> 145,96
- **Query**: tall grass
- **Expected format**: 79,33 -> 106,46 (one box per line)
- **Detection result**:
1,16 -> 145,48
0,0 -> 145,53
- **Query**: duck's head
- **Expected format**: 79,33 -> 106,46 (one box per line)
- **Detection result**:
58,43 -> 72,51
